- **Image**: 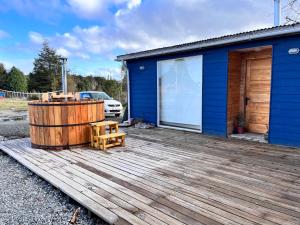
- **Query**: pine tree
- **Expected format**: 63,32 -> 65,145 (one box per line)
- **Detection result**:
6,66 -> 27,92
0,63 -> 7,89
28,42 -> 61,92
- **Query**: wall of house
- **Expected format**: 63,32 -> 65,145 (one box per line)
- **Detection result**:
227,52 -> 242,134
127,35 -> 300,147
127,48 -> 229,136
127,58 -> 157,124
269,37 -> 300,147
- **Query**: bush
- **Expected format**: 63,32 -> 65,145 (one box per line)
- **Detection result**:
27,94 -> 40,100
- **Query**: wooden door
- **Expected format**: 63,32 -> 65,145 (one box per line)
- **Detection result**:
245,57 -> 271,134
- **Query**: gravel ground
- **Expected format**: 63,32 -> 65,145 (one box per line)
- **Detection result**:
0,110 -> 30,139
0,108 -> 121,224
0,121 -> 29,139
0,151 -> 108,225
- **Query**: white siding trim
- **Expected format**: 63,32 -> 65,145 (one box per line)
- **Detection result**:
126,65 -> 131,120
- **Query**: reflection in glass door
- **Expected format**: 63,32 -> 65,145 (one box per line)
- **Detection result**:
157,55 -> 203,131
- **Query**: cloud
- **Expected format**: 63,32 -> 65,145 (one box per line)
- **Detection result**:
76,53 -> 90,60
66,0 -> 106,19
2,0 -> 276,78
66,0 -> 142,19
0,60 -> 13,69
90,67 -> 121,79
0,58 -> 33,74
26,0 -> 274,74
8,0 -> 275,56
127,0 -> 141,9
0,0 -> 66,24
29,31 -> 45,44
56,32 -> 82,49
73,26 -> 113,54
56,47 -> 71,57
69,63 -> 121,79
54,0 -> 273,58
0,30 -> 9,39
112,0 -> 273,53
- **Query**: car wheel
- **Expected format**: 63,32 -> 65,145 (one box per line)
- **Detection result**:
115,114 -> 121,117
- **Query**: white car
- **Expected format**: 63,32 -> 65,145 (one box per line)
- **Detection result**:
80,91 -> 123,117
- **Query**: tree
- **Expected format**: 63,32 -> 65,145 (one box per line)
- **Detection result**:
102,79 -> 121,100
0,63 -> 7,89
67,75 -> 76,92
28,42 -> 61,92
284,0 -> 300,24
120,73 -> 128,103
6,66 -> 27,92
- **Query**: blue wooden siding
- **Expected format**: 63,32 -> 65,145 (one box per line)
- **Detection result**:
128,58 -> 157,124
202,49 -> 228,136
127,35 -> 300,148
268,37 -> 300,147
127,49 -> 230,136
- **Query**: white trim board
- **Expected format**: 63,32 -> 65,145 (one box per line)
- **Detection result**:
125,61 -> 131,120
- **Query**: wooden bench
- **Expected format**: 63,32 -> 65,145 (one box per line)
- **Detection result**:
98,132 -> 125,150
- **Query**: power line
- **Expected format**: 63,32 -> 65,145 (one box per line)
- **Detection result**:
282,0 -> 300,23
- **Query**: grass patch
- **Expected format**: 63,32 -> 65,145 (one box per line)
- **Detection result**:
0,98 -> 28,111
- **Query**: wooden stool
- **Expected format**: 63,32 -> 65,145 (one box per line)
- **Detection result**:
98,133 -> 125,150
90,121 -> 125,150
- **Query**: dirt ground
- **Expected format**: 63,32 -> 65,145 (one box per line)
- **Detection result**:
0,98 -> 28,111
0,99 -> 30,140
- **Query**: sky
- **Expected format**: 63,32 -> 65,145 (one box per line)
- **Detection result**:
0,0 -> 290,80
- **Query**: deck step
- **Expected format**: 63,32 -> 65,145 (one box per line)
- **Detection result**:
98,133 -> 126,150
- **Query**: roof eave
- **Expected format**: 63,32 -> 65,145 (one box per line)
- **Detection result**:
116,24 -> 300,61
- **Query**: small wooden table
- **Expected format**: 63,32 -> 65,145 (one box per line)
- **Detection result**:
90,121 -> 124,150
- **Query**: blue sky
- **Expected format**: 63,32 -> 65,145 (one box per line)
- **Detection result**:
0,0 -> 292,79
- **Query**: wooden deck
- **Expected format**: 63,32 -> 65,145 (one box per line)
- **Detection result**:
1,128 -> 300,225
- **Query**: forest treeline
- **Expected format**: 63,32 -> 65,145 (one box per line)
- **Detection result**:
0,42 -> 127,102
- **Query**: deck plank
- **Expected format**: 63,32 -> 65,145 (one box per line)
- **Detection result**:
60,147 -> 300,225
1,128 -> 300,225
65,147 -> 300,212
4,142 -> 152,225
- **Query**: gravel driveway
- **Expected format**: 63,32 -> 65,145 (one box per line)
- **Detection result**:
0,151 -> 108,225
0,110 -> 29,139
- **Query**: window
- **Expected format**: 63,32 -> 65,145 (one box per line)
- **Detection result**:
158,55 -> 203,131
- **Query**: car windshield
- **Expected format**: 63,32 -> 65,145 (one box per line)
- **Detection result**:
90,92 -> 112,100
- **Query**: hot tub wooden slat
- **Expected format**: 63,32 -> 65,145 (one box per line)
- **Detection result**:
68,105 -> 77,145
43,106 -> 50,146
28,100 -> 104,150
38,108 -> 45,146
54,105 -> 61,147
92,103 -> 96,121
76,104 -> 83,145
61,104 -> 69,147
48,106 -> 56,146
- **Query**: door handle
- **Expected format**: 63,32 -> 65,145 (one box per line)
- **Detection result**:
245,97 -> 250,106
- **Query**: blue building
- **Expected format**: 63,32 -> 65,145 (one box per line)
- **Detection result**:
117,24 -> 300,148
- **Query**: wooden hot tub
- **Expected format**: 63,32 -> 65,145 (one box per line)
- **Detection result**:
28,100 -> 104,150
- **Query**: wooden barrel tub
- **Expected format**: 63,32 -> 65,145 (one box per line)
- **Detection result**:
28,100 -> 104,150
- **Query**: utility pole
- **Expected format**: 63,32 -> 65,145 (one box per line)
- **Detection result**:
274,0 -> 281,26
60,57 -> 68,97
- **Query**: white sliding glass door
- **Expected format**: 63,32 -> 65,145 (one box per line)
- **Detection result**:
157,55 -> 203,131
